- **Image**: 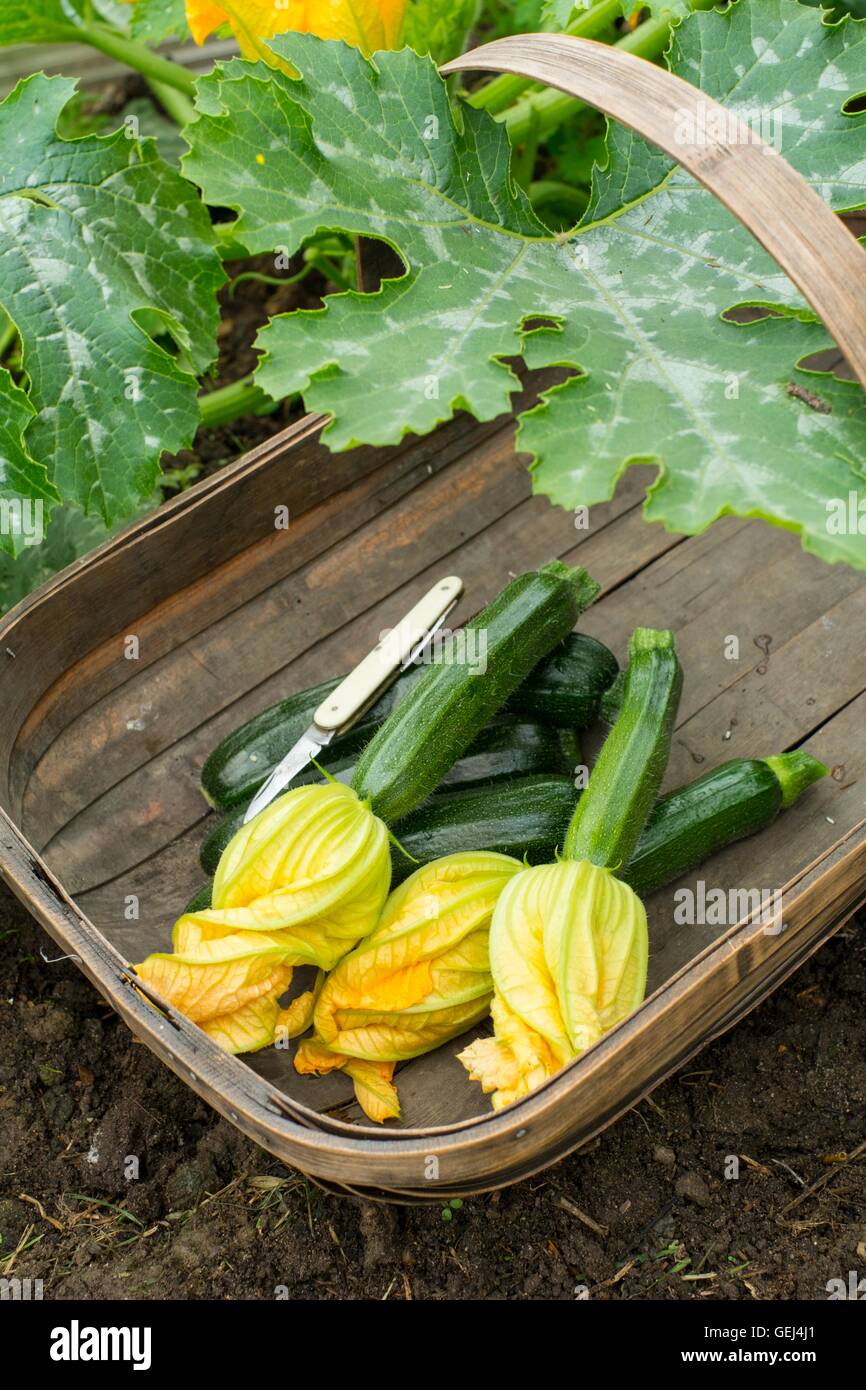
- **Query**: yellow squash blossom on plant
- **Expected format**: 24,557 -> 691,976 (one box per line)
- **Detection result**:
136,781 -> 390,1051
295,851 -> 520,1120
186,0 -> 407,62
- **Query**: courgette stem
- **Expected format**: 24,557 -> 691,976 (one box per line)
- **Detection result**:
468,0 -> 625,115
198,374 -> 284,428
76,21 -> 198,98
501,0 -> 718,146
563,627 -> 681,868
146,76 -> 197,129
764,751 -> 829,809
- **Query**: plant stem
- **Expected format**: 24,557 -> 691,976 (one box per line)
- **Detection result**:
529,180 -> 589,220
0,316 -> 17,364
198,375 -> 280,429
469,0 -> 625,115
78,22 -> 197,98
502,0 -> 717,145
316,252 -> 355,293
147,77 -> 197,129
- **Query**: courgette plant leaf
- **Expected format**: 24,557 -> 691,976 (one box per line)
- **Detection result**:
0,75 -> 224,526
0,1 -> 76,43
0,0 -> 127,43
802,0 -> 866,18
0,368 -> 60,560
130,0 -> 190,42
541,0 -> 690,25
183,0 -> 866,566
403,0 -> 480,64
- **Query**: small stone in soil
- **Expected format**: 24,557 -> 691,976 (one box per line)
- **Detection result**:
674,1171 -> 711,1207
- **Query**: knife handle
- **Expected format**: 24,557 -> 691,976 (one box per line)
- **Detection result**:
313,576 -> 463,732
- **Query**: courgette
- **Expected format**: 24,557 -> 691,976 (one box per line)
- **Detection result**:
184,882 -> 215,914
184,750 -> 827,914
564,627 -> 682,867
199,676 -> 402,810
621,751 -> 827,896
390,774 -> 576,883
510,632 -> 618,727
198,717 -> 580,877
201,630 -> 615,811
352,561 -> 599,823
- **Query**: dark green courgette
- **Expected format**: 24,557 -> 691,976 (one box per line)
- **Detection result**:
510,632 -> 618,727
621,751 -> 827,896
389,775 -> 576,885
564,627 -> 682,868
184,751 -> 827,914
352,561 -> 599,823
198,716 -> 579,876
184,882 -> 216,914
201,630 -> 615,811
199,676 -> 405,810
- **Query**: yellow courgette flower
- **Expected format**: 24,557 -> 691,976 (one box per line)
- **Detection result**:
294,1039 -> 401,1123
136,918 -> 297,1051
136,781 -> 389,1052
294,851 -> 520,1120
459,859 -> 648,1109
210,780 -> 392,969
186,0 -> 408,62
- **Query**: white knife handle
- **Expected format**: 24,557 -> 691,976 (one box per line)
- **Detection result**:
313,576 -> 463,732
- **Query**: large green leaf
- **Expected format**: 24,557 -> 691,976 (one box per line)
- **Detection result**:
403,0 -> 481,64
183,5 -> 866,565
0,0 -> 127,43
0,75 -> 223,525
0,368 -> 60,560
0,1 -> 76,43
130,0 -> 190,43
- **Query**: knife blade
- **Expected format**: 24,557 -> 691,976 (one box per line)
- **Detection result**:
242,575 -> 463,823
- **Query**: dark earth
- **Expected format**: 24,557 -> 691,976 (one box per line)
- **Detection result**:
1,881 -> 863,1301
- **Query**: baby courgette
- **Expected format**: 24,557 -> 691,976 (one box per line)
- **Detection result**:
621,751 -> 827,896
